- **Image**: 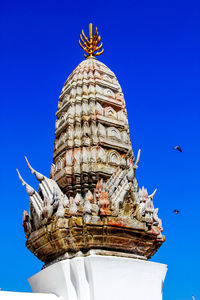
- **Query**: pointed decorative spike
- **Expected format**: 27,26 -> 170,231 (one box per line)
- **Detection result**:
149,188 -> 157,200
79,40 -> 87,52
74,193 -> 82,205
95,49 -> 104,56
24,156 -> 34,173
135,149 -> 141,168
69,197 -> 78,214
89,23 -> 93,39
63,195 -> 69,208
97,35 -> 101,43
56,200 -> 65,218
82,30 -> 89,44
79,23 -> 104,59
16,169 -> 35,196
80,34 -> 88,47
83,197 -> 92,214
95,42 -> 103,51
85,190 -> 94,203
16,168 -> 26,186
93,28 -> 98,41
24,156 -> 44,181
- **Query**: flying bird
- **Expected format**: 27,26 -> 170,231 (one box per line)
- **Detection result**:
172,146 -> 183,152
173,209 -> 180,215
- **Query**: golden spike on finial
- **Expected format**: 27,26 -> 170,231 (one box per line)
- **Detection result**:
89,23 -> 93,40
79,23 -> 104,59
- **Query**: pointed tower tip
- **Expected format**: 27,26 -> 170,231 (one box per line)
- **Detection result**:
24,156 -> 45,182
16,168 -> 25,185
149,188 -> 157,200
24,156 -> 34,174
79,23 -> 104,59
16,168 -> 35,196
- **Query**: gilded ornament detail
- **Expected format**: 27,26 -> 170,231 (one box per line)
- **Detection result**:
79,23 -> 104,59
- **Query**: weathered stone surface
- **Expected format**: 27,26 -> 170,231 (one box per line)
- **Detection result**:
17,57 -> 165,265
51,59 -> 132,196
25,212 -> 164,263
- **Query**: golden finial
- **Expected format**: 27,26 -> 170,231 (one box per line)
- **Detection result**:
79,23 -> 104,59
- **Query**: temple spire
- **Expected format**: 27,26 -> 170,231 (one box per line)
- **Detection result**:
17,30 -> 164,264
79,23 -> 104,59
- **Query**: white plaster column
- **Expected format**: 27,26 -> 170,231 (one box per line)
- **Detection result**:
29,255 -> 167,300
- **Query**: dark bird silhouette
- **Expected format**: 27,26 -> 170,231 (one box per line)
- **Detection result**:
173,209 -> 180,215
172,146 -> 183,152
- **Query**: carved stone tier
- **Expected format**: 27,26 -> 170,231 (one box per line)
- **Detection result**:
17,57 -> 165,264
50,58 -> 132,196
18,154 -> 164,265
26,215 -> 163,264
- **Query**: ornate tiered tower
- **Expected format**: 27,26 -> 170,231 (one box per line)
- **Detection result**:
17,23 -> 164,267
52,56 -> 132,197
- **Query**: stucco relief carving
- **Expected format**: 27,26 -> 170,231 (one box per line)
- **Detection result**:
17,150 -> 164,264
17,58 -> 164,265
105,106 -> 117,118
107,127 -> 121,141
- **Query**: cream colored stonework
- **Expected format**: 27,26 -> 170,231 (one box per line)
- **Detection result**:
51,58 -> 132,196
17,58 -> 164,265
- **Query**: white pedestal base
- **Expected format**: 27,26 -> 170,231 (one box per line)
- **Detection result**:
0,291 -> 57,300
29,255 -> 167,300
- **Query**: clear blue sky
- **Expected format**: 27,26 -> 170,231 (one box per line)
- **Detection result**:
0,0 -> 200,299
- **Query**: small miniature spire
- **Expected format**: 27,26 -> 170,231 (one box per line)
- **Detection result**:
79,23 -> 104,59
